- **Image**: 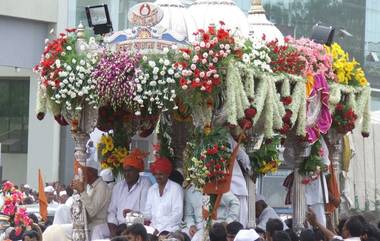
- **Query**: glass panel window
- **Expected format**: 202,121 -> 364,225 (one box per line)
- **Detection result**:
0,78 -> 29,153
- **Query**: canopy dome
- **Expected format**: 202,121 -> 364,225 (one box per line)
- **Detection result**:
248,0 -> 284,44
155,0 -> 196,41
188,0 -> 249,37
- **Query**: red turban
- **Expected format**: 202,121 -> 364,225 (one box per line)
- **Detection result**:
150,156 -> 173,175
123,149 -> 147,172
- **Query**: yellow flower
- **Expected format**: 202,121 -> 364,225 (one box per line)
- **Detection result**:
101,162 -> 109,169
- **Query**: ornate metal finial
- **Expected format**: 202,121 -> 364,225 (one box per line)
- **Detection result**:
249,0 -> 265,14
77,21 -> 85,39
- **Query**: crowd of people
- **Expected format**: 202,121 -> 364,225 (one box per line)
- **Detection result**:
1,136 -> 380,241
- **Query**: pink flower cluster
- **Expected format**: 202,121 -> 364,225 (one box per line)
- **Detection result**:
92,48 -> 141,109
287,36 -> 335,80
1,181 -> 32,235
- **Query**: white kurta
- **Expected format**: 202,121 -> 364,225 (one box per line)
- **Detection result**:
143,180 -> 184,232
228,135 -> 250,227
107,176 -> 152,225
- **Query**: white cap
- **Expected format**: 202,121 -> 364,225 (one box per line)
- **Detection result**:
44,186 -> 55,193
233,229 -> 260,241
24,184 -> 30,189
99,168 -> 114,182
83,158 -> 100,171
255,193 -> 266,202
59,191 -> 67,197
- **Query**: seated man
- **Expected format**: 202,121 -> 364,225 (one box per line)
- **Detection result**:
186,185 -> 240,241
43,158 -> 112,241
143,156 -> 184,234
93,149 -> 152,239
255,194 -> 287,231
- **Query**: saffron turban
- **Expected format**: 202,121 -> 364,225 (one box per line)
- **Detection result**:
150,156 -> 173,175
123,149 -> 147,172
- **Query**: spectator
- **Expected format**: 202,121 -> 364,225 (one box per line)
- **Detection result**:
226,221 -> 243,241
209,223 -> 227,241
272,231 -> 291,241
342,216 -> 364,240
125,223 -> 148,241
233,229 -> 260,241
255,227 -> 265,240
300,229 -> 316,241
22,230 -> 39,241
266,219 -> 284,241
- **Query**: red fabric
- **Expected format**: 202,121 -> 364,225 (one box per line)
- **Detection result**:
150,156 -> 173,175
123,149 -> 147,172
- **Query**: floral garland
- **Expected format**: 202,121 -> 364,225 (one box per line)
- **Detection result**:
328,83 -> 371,136
98,133 -> 128,177
249,136 -> 281,175
134,48 -> 178,116
1,181 -> 31,236
34,29 -> 99,118
326,43 -> 368,87
92,47 -> 140,110
332,101 -> 357,134
184,126 -> 232,190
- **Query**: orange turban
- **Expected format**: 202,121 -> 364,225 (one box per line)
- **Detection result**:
150,156 -> 173,175
123,149 -> 147,172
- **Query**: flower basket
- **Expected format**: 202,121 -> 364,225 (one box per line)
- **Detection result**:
203,138 -> 240,195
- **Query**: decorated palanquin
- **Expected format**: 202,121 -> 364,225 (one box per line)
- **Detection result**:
33,0 -> 371,239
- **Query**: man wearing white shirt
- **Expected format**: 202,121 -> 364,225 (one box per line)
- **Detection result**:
228,134 -> 250,227
143,156 -> 184,234
92,149 -> 152,239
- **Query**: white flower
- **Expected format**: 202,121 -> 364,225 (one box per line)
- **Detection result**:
195,46 -> 201,52
80,59 -> 86,66
168,68 -> 174,75
164,59 -> 170,66
78,91 -> 83,96
160,71 -> 165,76
66,46 -> 72,51
163,47 -> 169,54
200,42 -> 206,48
200,86 -> 206,91
191,64 -> 196,70
153,67 -> 159,74
182,85 -> 188,90
150,81 -> 157,87
143,56 -> 148,61
79,45 -> 86,51
225,44 -> 230,50
55,59 -> 61,67
72,58 -> 76,64
159,58 -> 164,64
202,52 -> 208,58
200,72 -> 205,78
171,45 -> 177,50
202,59 -> 207,64
148,61 -> 156,68
220,44 -> 225,49
242,53 -> 250,63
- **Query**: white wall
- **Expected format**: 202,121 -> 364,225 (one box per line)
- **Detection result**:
346,119 -> 380,211
0,0 -> 58,23
26,72 -> 61,189
2,153 -> 27,185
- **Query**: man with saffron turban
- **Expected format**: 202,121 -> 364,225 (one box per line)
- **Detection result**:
143,156 -> 184,235
92,149 -> 152,239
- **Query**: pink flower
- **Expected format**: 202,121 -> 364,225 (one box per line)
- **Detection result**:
2,181 -> 14,192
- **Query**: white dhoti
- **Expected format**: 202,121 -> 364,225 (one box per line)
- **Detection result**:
91,223 -> 110,240
236,195 -> 248,227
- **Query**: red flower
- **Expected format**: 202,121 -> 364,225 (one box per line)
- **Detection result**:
65,28 -> 76,33
335,103 -> 344,112
179,77 -> 187,86
203,33 -> 211,43
281,96 -> 293,105
244,107 -> 257,119
207,144 -> 219,155
239,118 -> 253,129
179,48 -> 192,55
208,25 -> 216,35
